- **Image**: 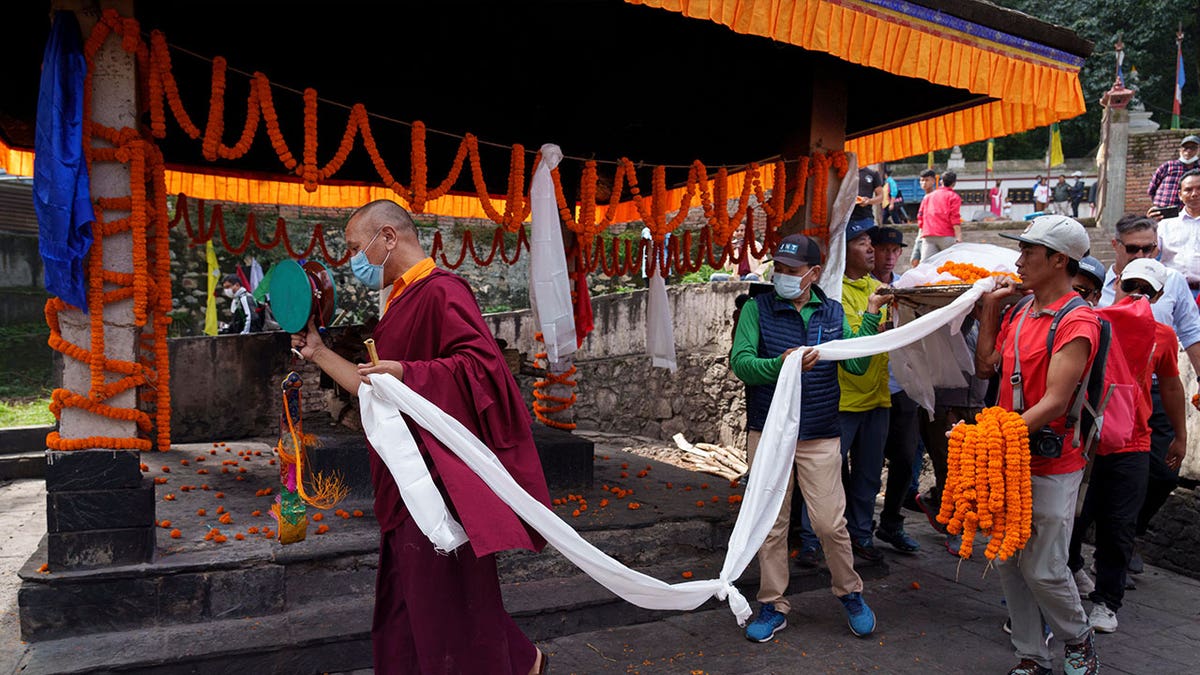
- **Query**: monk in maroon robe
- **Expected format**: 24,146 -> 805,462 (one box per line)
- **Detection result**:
293,200 -> 551,674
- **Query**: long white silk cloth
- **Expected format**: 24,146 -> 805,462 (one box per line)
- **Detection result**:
817,153 -> 860,303
646,271 -> 678,371
359,278 -> 993,625
528,144 -> 576,364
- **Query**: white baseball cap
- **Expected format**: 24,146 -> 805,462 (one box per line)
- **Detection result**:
999,215 -> 1091,261
1121,258 -> 1167,293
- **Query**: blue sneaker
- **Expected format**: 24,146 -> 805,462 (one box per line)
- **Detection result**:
839,592 -> 876,637
744,603 -> 787,642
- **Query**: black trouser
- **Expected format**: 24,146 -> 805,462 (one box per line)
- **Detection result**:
917,405 -> 980,512
1136,384 -> 1178,536
1068,452 -> 1149,611
880,391 -> 920,531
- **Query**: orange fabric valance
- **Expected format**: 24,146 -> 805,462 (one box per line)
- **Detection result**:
627,0 -> 1088,164
162,168 -> 513,220
0,138 -> 34,177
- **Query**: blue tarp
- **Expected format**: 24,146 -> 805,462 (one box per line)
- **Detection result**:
34,11 -> 94,312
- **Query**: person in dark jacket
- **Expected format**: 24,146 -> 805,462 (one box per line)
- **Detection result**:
219,274 -> 263,335
729,233 -> 887,644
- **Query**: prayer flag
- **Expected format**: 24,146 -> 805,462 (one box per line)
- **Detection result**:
1049,124 -> 1065,168
986,138 -> 994,171
204,239 -> 219,336
1174,38 -> 1186,130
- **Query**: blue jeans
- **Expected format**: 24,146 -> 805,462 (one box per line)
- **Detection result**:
801,407 -> 890,547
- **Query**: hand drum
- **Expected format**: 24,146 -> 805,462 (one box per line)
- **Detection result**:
271,259 -> 337,333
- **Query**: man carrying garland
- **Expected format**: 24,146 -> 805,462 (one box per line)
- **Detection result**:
730,233 -> 886,643
292,200 -> 551,675
976,215 -> 1100,675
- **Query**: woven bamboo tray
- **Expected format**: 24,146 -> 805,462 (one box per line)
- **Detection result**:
879,284 -> 974,309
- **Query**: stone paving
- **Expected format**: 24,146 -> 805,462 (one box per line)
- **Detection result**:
538,520 -> 1200,674
5,443 -> 1200,674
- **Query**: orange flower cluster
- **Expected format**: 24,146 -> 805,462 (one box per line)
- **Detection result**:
936,407 -> 1032,561
531,332 -> 578,430
935,262 -> 1022,286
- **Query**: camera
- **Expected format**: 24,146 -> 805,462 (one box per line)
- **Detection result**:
1030,426 -> 1063,458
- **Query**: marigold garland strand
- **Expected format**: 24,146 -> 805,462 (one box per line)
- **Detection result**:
937,407 -> 1032,562
46,11 -> 173,452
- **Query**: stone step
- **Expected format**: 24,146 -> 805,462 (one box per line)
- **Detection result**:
15,596 -> 374,675
0,450 -> 44,480
15,553 -> 891,674
0,425 -> 51,457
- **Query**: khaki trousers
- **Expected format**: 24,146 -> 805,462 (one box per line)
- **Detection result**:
746,430 -> 862,612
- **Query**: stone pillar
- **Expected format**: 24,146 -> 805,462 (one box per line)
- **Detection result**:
45,0 -> 155,569
1098,107 -> 1129,232
781,73 -> 847,238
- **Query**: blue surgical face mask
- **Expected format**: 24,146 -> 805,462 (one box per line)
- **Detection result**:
350,230 -> 391,289
773,269 -> 814,300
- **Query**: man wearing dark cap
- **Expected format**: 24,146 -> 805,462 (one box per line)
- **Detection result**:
869,228 -> 921,552
1148,135 -> 1200,211
730,233 -> 887,644
977,214 -> 1101,674
1072,256 -> 1106,306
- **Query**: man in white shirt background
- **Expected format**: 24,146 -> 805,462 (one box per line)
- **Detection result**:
1153,169 -> 1200,297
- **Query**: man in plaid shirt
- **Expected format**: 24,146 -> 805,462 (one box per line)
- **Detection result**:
1147,135 -> 1199,210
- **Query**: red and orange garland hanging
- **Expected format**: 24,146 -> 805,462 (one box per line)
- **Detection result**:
531,332 -> 578,431
140,18 -> 852,258
45,10 -> 173,453
936,406 -> 1032,562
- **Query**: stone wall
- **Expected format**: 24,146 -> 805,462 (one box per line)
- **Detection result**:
487,282 -> 750,450
166,326 -> 372,442
1126,128 -> 1200,216
1141,487 -> 1200,577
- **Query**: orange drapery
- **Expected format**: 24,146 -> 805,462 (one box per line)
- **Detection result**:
627,0 -> 1088,165
0,138 -> 34,177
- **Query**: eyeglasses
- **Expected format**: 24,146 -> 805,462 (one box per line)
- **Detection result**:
1119,242 -> 1157,255
1073,285 -> 1100,299
1120,279 -> 1156,295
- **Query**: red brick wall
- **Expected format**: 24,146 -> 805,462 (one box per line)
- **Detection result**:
1126,128 -> 1200,216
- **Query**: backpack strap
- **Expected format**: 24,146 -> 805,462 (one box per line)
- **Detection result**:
1053,297 -> 1098,448
1004,295 -> 1036,412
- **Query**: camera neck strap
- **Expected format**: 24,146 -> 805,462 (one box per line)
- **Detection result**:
1008,294 -> 1093,447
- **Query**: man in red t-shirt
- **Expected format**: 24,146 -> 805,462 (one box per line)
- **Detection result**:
1068,259 -> 1188,635
917,170 -> 963,261
976,215 -> 1100,675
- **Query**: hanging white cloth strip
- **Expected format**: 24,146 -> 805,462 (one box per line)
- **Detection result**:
528,144 -> 577,364
818,152 -> 860,303
358,277 -> 994,624
646,271 -> 677,371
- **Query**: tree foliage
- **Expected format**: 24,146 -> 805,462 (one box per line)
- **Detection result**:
895,0 -> 1200,164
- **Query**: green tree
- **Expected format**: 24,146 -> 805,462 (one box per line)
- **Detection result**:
896,0 -> 1200,163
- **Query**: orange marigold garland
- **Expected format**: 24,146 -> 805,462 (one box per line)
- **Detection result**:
937,407 -> 1031,562
531,332 -> 577,431
936,261 -> 1022,285
45,10 -> 172,453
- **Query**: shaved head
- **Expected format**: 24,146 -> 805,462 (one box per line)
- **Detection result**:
345,200 -> 427,288
348,199 -> 417,237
